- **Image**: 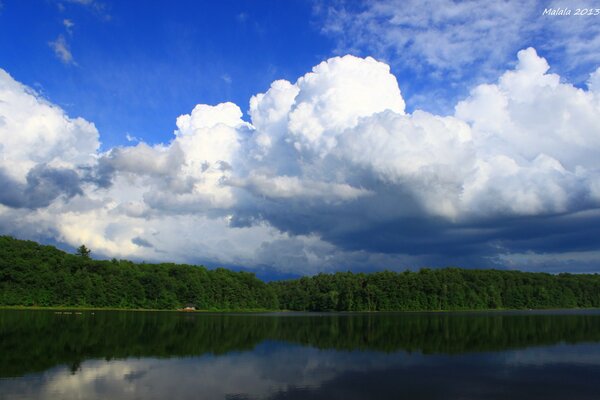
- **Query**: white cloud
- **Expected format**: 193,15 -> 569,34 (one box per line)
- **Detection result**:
125,133 -> 140,142
221,74 -> 232,84
318,0 -> 600,112
1,48 -> 600,273
589,67 -> 600,94
2,348 -> 415,400
285,55 -> 405,155
62,0 -> 111,20
0,69 -> 98,180
229,173 -> 371,202
455,48 -> 600,216
321,0 -> 535,74
63,18 -> 75,34
48,34 -> 76,65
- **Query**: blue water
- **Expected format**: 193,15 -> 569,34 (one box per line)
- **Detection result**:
1,310 -> 599,399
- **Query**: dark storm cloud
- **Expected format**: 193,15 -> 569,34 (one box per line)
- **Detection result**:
228,175 -> 600,271
79,157 -> 116,189
131,236 -> 153,248
0,168 -> 25,208
228,175 -> 481,258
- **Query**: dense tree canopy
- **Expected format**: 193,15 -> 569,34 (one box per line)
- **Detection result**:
0,236 -> 278,310
1,236 -> 600,311
271,269 -> 600,311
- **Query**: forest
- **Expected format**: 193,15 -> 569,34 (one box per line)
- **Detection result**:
0,236 -> 277,310
1,235 -> 600,311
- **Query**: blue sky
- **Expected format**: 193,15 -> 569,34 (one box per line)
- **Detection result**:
3,0 -> 598,149
1,0 -> 600,277
1,0 -> 335,150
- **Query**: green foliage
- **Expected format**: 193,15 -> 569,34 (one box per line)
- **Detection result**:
76,244 -> 91,259
270,268 -> 600,312
1,236 -> 600,312
0,236 -> 278,310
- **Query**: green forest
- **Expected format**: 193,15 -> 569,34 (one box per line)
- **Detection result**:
2,236 -> 600,311
0,236 -> 277,310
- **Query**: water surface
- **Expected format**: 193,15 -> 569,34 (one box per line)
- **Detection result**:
1,309 -> 600,399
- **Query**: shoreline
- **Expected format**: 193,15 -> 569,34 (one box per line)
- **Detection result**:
2,305 -> 599,314
0,305 -> 277,313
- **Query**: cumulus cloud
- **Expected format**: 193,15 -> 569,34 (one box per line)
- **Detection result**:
1,50 -> 600,273
0,68 -> 98,180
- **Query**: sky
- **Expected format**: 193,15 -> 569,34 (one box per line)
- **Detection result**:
1,0 -> 600,278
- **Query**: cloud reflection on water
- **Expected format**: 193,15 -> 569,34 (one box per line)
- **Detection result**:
3,342 -> 600,400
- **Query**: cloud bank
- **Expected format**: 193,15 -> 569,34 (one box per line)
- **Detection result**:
1,49 -> 600,274
319,0 -> 600,112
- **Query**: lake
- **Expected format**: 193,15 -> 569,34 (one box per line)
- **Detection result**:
1,309 -> 600,399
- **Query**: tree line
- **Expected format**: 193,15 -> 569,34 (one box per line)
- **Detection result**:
271,268 -> 600,311
0,236 -> 278,310
1,236 -> 600,311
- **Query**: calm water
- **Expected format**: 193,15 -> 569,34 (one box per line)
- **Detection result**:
1,310 -> 600,399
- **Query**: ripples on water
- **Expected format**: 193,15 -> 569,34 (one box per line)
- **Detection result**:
1,310 -> 600,399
